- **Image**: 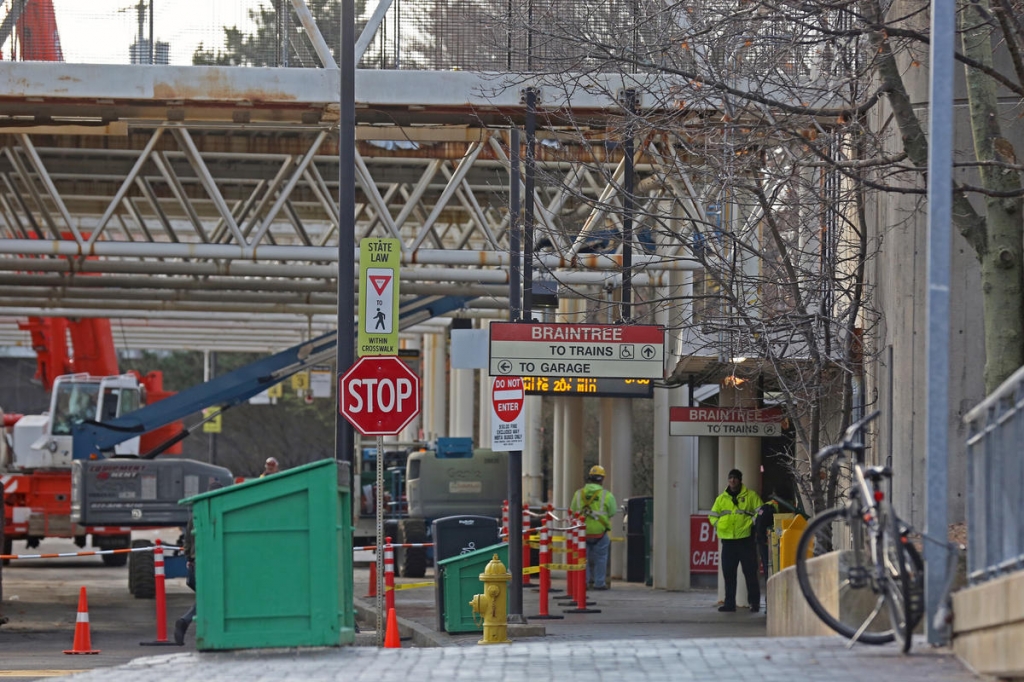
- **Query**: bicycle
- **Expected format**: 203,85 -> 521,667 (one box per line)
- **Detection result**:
794,410 -> 925,652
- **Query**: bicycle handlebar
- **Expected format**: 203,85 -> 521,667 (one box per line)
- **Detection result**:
812,410 -> 881,466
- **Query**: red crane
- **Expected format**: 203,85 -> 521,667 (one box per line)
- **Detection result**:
1,0 -> 64,62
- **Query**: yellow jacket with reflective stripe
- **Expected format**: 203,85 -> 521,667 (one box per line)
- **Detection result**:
708,485 -> 762,540
570,483 -> 617,538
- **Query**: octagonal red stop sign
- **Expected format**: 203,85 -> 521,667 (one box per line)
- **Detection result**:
339,356 -> 420,436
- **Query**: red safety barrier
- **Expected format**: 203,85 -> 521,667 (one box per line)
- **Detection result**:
530,507 -> 563,620
140,539 -> 178,646
563,514 -> 600,614
384,537 -> 396,615
501,500 -> 509,544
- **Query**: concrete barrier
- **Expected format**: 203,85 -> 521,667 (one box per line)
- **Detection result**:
767,550 -> 894,638
952,570 -> 1024,679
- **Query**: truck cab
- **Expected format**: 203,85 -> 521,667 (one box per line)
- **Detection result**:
13,374 -> 142,471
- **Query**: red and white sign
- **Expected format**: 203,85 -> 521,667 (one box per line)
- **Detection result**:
690,515 -> 720,574
339,356 -> 420,436
669,407 -> 784,437
490,376 -> 525,451
489,322 -> 664,379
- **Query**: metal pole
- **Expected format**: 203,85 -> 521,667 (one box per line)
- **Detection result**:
507,129 -> 526,625
925,0 -> 953,647
523,89 -> 537,321
336,0 -> 356,460
148,0 -> 154,65
509,129 -> 522,324
621,90 -> 635,322
375,434 -> 384,646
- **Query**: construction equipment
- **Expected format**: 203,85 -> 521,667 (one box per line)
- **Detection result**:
360,437 -> 507,578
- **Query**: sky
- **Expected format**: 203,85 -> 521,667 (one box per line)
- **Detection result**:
49,1 -> 264,66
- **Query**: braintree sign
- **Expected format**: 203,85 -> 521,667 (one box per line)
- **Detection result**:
339,356 -> 420,436
489,322 -> 664,379
669,407 -> 784,437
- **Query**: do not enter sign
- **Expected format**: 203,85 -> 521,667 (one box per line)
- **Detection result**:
340,356 -> 421,436
490,376 -> 525,451
492,376 -> 524,422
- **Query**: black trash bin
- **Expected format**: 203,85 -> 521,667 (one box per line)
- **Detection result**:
431,515 -> 500,631
625,496 -> 653,583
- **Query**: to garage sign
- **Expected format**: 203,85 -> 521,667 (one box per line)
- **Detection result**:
339,356 -> 420,436
489,322 -> 664,379
690,515 -> 719,574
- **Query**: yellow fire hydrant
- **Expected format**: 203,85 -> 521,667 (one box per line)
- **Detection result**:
468,553 -> 512,645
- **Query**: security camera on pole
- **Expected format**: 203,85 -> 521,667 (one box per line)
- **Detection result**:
342,237 -> 422,647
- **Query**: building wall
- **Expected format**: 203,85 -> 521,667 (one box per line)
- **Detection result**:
866,1 -> 993,526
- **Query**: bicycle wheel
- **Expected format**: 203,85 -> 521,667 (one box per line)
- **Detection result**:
794,506 -> 895,645
882,511 -> 925,652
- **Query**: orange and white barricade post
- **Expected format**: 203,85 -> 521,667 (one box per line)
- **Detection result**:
522,503 -> 533,586
558,514 -> 579,605
530,507 -> 563,619
546,505 -> 563,594
140,539 -> 178,646
563,516 -> 600,614
384,537 -> 396,615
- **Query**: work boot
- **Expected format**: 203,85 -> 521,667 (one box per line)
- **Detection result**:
174,618 -> 188,646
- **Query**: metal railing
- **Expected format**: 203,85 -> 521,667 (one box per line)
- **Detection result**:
964,364 -> 1024,583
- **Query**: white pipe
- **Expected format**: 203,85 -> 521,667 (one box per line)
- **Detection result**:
0,241 -> 699,270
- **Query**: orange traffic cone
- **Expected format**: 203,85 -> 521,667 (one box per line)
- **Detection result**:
64,586 -> 100,654
384,607 -> 400,648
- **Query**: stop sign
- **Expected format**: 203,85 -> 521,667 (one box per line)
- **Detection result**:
339,356 -> 420,436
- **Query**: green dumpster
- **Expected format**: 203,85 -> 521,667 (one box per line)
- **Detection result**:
183,459 -> 354,650
437,542 -> 507,633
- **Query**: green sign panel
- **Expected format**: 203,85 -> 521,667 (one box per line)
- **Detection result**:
358,238 -> 401,356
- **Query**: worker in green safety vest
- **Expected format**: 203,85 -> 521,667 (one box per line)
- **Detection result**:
709,468 -> 763,612
570,465 -> 617,590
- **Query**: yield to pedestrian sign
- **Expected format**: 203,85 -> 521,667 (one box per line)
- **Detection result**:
358,238 -> 401,356
490,376 -> 525,451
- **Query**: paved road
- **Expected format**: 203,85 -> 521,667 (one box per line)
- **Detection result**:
4,548 -> 982,681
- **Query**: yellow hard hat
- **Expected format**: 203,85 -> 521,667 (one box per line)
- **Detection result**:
589,465 -> 606,478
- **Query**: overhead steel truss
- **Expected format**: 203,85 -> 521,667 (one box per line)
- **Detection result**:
0,63 -> 706,352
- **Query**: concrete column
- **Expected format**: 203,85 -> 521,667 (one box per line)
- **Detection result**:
552,398 -> 565,510
424,332 -> 447,441
524,395 -> 544,505
653,270 -> 693,591
562,398 -> 584,509
399,336 -> 422,442
654,381 -> 692,591
603,398 -> 632,580
477,368 -> 492,448
448,365 -> 474,438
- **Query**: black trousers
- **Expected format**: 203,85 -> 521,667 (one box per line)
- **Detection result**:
721,536 -> 760,608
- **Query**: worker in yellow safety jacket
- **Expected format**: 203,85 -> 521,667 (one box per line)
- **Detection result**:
709,469 -> 763,612
570,465 -> 617,590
